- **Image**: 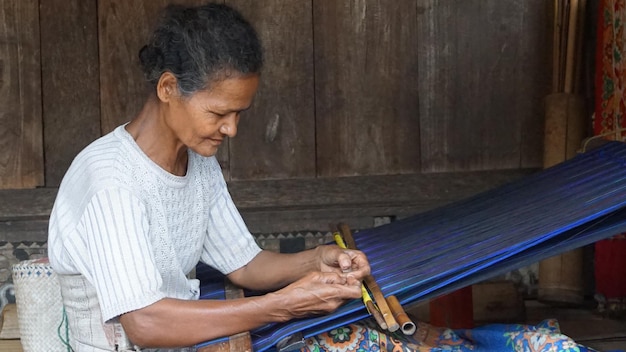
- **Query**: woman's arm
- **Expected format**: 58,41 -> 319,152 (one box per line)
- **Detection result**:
120,270 -> 362,348
121,245 -> 370,348
226,245 -> 371,291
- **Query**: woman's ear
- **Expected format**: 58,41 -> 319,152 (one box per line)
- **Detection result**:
156,72 -> 179,103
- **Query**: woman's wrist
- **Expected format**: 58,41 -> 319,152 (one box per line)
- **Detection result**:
260,291 -> 293,323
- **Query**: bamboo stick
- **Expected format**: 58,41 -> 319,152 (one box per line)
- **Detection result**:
386,295 -> 417,335
366,300 -> 388,330
559,0 -> 570,92
553,0 -> 561,92
333,230 -> 388,330
337,223 -> 400,332
564,0 -> 579,93
573,0 -> 587,94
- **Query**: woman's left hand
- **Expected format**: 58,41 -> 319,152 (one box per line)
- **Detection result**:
316,245 -> 371,281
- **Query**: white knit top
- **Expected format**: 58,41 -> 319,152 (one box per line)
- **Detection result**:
48,124 -> 262,351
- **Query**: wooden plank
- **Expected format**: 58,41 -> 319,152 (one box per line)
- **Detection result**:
521,0 -> 553,168
0,188 -> 57,221
0,304 -> 20,339
0,220 -> 48,243
417,0 -> 549,172
227,169 -> 534,209
98,1 -> 167,134
40,0 -> 101,187
0,201 -> 466,243
0,169 -> 533,218
0,0 -> 43,189
0,169 -> 534,240
0,340 -> 22,352
314,0 -> 421,177
0,199 -> 499,241
240,203 -> 452,233
98,0 -> 209,134
226,0 -> 315,181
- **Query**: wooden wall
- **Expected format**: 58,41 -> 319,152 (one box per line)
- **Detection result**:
0,0 -> 552,235
0,0 -> 42,188
1,0 -> 550,187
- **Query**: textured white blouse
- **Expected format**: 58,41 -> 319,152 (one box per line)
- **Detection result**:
48,124 -> 261,351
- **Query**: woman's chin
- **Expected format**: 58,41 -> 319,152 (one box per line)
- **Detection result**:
194,145 -> 220,157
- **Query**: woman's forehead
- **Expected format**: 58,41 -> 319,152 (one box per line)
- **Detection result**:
191,74 -> 259,109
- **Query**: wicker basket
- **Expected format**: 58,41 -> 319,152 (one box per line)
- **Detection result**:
12,258 -> 68,352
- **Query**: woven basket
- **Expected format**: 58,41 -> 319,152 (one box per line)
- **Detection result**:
12,258 -> 68,351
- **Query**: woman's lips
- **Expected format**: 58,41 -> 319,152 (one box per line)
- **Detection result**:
208,138 -> 223,145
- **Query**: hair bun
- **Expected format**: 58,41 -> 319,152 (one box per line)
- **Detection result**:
138,3 -> 263,94
139,45 -> 164,73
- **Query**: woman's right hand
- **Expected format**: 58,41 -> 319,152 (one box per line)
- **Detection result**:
268,271 -> 363,322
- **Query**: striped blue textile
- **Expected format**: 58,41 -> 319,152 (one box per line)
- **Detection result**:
197,141 -> 626,351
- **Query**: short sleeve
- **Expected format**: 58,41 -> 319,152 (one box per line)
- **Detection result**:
200,175 -> 262,274
65,188 -> 166,322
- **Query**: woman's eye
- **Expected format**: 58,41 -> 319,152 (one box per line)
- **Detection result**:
207,110 -> 225,118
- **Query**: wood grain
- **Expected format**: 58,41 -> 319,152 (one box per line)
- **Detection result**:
0,220 -> 49,243
40,0 -> 101,187
417,0 -> 549,172
0,340 -> 22,352
97,0 -> 209,134
314,0 -> 421,177
226,0 -> 316,181
98,0 -> 164,134
0,304 -> 19,339
0,0 -> 43,189
0,169 -> 534,239
227,169 -> 534,210
0,188 -> 57,221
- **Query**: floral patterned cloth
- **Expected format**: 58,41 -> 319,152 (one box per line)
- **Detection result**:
594,0 -> 626,301
300,319 -> 597,352
595,0 -> 626,138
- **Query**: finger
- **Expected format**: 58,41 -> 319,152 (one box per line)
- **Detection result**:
344,275 -> 362,287
336,251 -> 354,271
316,271 -> 348,285
323,245 -> 351,268
339,283 -> 364,299
343,251 -> 371,278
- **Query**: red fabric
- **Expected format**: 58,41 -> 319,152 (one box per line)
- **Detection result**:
594,0 -> 626,299
595,236 -> 626,298
429,286 -> 474,329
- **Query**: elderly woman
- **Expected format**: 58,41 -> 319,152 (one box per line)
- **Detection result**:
48,3 -> 369,351
48,3 -> 600,352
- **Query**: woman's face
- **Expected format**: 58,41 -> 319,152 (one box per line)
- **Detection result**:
166,74 -> 259,157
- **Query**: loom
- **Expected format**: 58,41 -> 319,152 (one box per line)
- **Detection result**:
196,141 -> 626,352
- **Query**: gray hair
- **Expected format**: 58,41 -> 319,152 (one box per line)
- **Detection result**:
138,3 -> 263,96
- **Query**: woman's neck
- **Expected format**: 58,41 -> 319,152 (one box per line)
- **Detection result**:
125,96 -> 189,176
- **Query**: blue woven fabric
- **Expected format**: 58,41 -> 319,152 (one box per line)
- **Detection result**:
197,141 -> 626,351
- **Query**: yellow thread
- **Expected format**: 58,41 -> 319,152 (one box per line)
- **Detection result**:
333,233 -> 373,310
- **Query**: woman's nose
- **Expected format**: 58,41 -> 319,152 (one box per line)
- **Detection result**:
219,114 -> 239,137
